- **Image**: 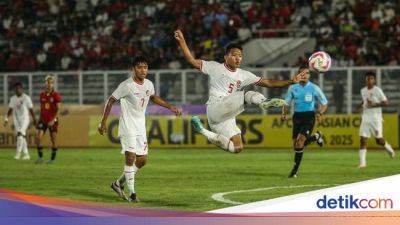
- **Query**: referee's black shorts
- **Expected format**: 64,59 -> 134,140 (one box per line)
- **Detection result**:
292,111 -> 315,139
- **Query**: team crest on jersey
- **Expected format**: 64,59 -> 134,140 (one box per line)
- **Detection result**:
146,90 -> 150,96
236,80 -> 242,88
50,97 -> 54,102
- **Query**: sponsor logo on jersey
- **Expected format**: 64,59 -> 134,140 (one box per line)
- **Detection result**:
236,80 -> 241,88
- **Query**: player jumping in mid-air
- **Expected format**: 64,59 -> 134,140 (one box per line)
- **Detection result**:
99,56 -> 181,202
281,65 -> 327,178
4,82 -> 36,160
36,75 -> 62,164
357,72 -> 395,168
174,29 -> 305,153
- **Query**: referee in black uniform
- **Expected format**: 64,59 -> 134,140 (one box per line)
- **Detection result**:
281,65 -> 328,178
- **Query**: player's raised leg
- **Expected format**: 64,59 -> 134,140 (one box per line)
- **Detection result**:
191,116 -> 238,153
304,131 -> 324,147
376,138 -> 395,158
244,91 -> 285,109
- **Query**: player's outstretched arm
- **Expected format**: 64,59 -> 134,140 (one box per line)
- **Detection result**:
3,108 -> 12,127
98,97 -> 117,135
150,95 -> 182,116
256,70 -> 304,88
174,29 -> 202,70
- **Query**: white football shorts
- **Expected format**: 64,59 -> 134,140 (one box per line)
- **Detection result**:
120,135 -> 148,156
359,119 -> 383,138
207,91 -> 244,139
14,120 -> 29,136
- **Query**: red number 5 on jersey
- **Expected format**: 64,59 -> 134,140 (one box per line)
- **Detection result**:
228,83 -> 235,93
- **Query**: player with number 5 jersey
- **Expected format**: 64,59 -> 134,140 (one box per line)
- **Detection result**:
175,29 -> 305,154
98,56 -> 182,203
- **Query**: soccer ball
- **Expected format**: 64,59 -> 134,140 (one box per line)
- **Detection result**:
308,51 -> 331,73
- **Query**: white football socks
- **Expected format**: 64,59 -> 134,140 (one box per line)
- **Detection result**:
124,165 -> 138,195
359,148 -> 367,166
384,142 -> 394,155
244,91 -> 267,105
199,128 -> 235,153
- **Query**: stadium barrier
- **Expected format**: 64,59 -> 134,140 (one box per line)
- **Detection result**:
1,66 -> 400,114
2,114 -> 396,149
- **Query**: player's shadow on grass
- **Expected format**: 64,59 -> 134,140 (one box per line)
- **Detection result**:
233,171 -> 283,178
142,198 -> 190,208
63,189 -> 118,202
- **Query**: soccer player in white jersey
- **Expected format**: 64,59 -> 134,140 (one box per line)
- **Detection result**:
4,82 -> 36,160
98,56 -> 182,202
174,29 -> 304,153
358,72 -> 395,168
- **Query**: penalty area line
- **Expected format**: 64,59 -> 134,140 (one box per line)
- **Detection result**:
211,184 -> 334,205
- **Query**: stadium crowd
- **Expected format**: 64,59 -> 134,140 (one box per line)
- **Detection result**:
0,0 -> 399,71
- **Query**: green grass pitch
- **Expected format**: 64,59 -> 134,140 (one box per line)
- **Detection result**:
0,148 -> 398,212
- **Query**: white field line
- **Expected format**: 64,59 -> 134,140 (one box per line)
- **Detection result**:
211,184 -> 334,205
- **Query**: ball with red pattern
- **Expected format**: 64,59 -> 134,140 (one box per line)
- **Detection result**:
308,51 -> 331,73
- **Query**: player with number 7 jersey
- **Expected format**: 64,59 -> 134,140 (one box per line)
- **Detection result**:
98,56 -> 182,203
175,29 -> 305,153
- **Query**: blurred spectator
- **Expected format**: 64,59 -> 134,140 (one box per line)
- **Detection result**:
0,0 -> 398,72
0,0 -> 296,71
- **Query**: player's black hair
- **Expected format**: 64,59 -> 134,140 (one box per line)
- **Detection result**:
132,55 -> 149,67
298,64 -> 309,72
365,71 -> 376,78
13,82 -> 23,88
225,43 -> 243,55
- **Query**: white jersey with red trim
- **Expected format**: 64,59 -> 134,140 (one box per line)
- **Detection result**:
200,60 -> 262,105
8,93 -> 33,128
111,77 -> 155,137
361,86 -> 387,123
